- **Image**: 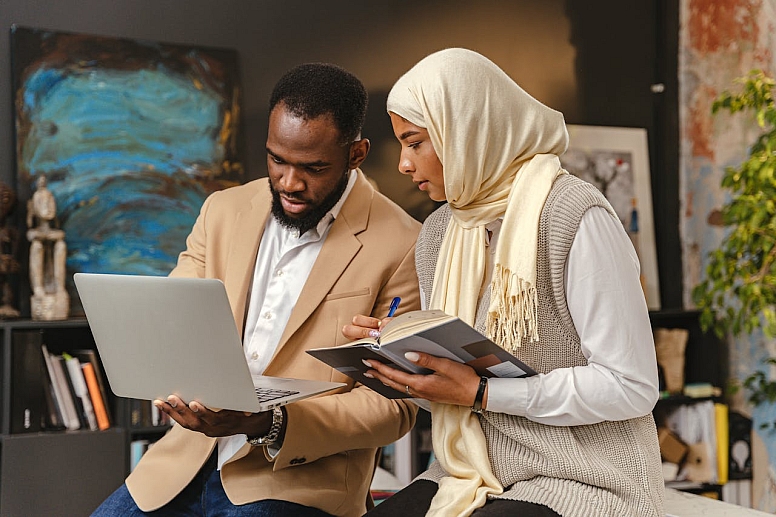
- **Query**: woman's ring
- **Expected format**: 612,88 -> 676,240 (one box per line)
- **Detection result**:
405,385 -> 412,396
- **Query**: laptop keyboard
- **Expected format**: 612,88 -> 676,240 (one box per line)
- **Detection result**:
255,387 -> 299,403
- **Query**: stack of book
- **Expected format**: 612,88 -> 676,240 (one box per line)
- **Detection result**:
40,344 -> 113,432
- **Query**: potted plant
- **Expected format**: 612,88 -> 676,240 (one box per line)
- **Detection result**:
692,69 -> 776,411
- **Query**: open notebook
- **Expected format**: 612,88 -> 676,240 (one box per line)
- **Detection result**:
73,273 -> 343,412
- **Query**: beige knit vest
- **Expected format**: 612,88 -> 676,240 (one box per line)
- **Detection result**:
415,174 -> 665,517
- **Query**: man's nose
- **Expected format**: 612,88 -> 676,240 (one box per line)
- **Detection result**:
279,167 -> 305,192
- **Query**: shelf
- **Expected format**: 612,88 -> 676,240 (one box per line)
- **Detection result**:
0,317 -> 164,514
657,395 -> 722,405
0,317 -> 89,330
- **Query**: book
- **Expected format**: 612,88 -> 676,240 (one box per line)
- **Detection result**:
130,398 -> 154,427
41,368 -> 66,430
63,353 -> 98,431
307,309 -> 536,399
130,439 -> 150,471
715,403 -> 729,484
56,354 -> 89,430
71,348 -> 113,421
36,339 -> 66,430
41,344 -> 81,430
81,362 -> 111,430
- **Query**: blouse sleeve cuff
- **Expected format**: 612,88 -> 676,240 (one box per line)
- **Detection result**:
485,376 -> 533,416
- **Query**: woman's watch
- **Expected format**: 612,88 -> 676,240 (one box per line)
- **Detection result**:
247,407 -> 284,447
470,376 -> 488,414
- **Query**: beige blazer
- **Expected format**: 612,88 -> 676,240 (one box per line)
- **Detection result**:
126,171 -> 421,516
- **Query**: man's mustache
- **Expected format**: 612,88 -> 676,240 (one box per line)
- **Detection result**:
275,190 -> 307,202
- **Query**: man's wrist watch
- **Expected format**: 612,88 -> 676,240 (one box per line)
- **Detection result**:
471,376 -> 488,414
247,407 -> 284,447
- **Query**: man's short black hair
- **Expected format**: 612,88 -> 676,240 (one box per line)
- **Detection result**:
269,63 -> 368,144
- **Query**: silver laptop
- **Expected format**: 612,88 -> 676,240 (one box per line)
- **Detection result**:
73,273 -> 344,413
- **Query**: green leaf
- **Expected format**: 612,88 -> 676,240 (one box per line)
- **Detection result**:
701,69 -> 776,408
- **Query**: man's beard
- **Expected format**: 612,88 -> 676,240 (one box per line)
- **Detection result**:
269,171 -> 349,235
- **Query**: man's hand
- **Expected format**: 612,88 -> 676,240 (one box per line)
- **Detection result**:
154,396 -> 275,438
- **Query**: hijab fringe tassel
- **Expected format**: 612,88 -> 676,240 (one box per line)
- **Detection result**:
487,264 -> 539,355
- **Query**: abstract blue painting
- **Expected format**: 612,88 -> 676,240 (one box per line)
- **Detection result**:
11,26 -> 245,314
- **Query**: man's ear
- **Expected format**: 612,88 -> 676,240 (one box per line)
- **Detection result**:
349,138 -> 370,169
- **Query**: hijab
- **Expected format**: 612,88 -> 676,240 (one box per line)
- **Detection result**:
387,48 -> 568,516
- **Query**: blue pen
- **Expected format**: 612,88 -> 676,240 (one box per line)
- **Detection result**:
387,297 -> 401,317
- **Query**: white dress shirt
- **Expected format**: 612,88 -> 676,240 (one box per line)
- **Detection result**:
217,170 -> 357,468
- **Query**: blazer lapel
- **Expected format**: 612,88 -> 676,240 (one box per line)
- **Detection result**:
225,182 -> 271,335
275,171 -> 373,350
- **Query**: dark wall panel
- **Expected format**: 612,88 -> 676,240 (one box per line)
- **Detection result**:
0,0 -> 681,308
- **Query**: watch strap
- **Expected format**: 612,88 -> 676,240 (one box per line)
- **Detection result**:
471,376 -> 488,414
247,407 -> 284,447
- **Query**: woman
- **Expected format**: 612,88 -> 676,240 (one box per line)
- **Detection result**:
344,48 -> 664,517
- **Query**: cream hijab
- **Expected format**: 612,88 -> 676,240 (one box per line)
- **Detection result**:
387,48 -> 568,516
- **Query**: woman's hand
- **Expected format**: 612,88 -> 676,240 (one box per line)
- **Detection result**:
363,352 -> 486,408
342,313 -> 393,340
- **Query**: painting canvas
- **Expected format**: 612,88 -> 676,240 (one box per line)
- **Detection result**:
11,26 -> 245,314
560,125 -> 661,310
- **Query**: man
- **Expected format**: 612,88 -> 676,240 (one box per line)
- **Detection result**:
92,63 -> 421,516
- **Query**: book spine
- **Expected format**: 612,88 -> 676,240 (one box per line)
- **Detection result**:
82,362 -> 111,430
57,355 -> 88,430
130,399 -> 143,427
72,349 -> 113,421
42,368 -> 65,430
130,439 -> 150,471
40,345 -> 66,429
64,355 -> 98,431
715,403 -> 729,484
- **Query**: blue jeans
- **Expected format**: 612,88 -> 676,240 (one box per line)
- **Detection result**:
92,454 -> 334,517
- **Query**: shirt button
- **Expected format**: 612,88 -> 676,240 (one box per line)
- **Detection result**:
251,352 -> 259,360
276,269 -> 284,276
263,311 -> 272,320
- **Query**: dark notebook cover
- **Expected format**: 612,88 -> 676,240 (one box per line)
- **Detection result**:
308,310 -> 537,399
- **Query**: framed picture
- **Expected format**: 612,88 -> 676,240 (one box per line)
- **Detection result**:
11,26 -> 245,315
560,125 -> 661,310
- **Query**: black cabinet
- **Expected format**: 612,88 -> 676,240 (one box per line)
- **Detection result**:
0,318 -> 169,516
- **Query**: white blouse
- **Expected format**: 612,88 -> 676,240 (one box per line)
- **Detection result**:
483,206 -> 659,425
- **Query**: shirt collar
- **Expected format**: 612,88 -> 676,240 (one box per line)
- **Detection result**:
326,168 -> 357,222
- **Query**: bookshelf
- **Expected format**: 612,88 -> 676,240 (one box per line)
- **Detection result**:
649,309 -> 732,500
0,318 -> 169,515
649,309 -> 727,393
